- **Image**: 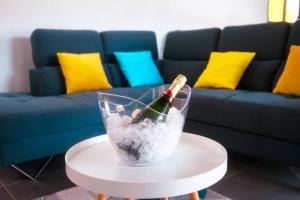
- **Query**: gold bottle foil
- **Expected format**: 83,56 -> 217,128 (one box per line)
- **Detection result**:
168,74 -> 187,100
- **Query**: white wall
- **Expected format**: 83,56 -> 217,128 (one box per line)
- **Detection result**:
0,0 -> 268,92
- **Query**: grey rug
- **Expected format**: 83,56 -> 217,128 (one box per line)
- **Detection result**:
35,186 -> 231,200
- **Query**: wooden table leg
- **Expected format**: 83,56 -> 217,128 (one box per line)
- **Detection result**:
97,194 -> 106,200
161,197 -> 168,200
189,192 -> 200,200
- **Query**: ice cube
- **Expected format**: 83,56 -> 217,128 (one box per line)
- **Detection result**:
132,109 -> 141,118
107,107 -> 184,163
116,104 -> 124,112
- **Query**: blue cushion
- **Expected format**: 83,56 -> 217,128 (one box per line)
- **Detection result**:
114,51 -> 164,87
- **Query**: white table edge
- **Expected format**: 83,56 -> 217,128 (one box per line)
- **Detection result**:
65,132 -> 227,198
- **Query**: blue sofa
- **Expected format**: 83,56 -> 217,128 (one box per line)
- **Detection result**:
0,21 -> 300,167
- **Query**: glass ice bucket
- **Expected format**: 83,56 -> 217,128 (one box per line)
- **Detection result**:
98,85 -> 191,166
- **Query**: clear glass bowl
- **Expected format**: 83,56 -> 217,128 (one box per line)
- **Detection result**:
98,85 -> 191,166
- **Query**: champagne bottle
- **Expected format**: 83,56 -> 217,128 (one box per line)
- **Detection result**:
131,74 -> 187,124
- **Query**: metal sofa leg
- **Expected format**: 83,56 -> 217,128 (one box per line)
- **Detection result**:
11,156 -> 54,181
289,166 -> 300,179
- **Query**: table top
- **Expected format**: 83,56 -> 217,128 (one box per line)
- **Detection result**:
65,132 -> 227,198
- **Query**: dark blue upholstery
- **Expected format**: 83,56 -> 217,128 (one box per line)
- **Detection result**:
29,67 -> 66,96
29,65 -> 113,96
30,30 -> 159,95
31,29 -> 105,66
185,120 -> 300,167
162,28 -> 220,86
274,21 -> 300,87
103,63 -> 129,87
2,22 -> 300,167
188,88 -> 300,144
0,92 -> 103,143
0,86 -> 154,165
102,86 -> 155,98
188,88 -> 245,124
30,29 -> 109,96
162,60 -> 207,85
0,92 -> 104,165
0,86 -> 153,142
100,31 -> 160,87
1,124 -> 102,166
273,62 -> 286,89
164,28 -> 221,60
101,31 -> 158,63
286,20 -> 300,56
218,22 -> 290,60
217,23 -> 290,92
237,61 -> 281,91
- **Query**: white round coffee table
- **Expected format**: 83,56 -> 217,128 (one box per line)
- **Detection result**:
65,132 -> 227,200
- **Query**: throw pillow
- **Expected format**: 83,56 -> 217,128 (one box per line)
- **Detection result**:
114,51 -> 164,87
273,45 -> 300,96
194,52 -> 256,89
57,52 -> 112,94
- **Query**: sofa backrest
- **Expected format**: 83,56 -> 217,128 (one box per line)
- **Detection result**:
286,20 -> 300,55
31,29 -> 105,66
218,22 -> 290,92
272,20 -> 300,88
30,29 -> 108,96
218,23 -> 290,60
162,28 -> 221,86
30,29 -> 159,96
162,23 -> 291,91
101,31 -> 158,63
100,31 -> 158,87
29,22 -> 298,96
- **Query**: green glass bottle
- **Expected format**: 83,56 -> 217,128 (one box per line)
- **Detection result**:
131,74 -> 187,124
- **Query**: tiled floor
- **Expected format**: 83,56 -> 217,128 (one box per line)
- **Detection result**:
210,154 -> 300,199
0,152 -> 299,200
0,156 -> 74,200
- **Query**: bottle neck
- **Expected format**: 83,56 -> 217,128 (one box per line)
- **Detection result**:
165,84 -> 183,102
165,75 -> 187,101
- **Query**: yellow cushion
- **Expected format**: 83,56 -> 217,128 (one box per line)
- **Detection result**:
194,52 -> 256,89
273,45 -> 300,96
57,52 -> 112,94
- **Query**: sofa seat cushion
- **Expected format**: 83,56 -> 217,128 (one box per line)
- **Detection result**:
0,86 -> 154,143
188,88 -> 300,144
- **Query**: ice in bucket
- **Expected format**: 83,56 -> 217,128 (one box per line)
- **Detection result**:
98,84 -> 191,165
